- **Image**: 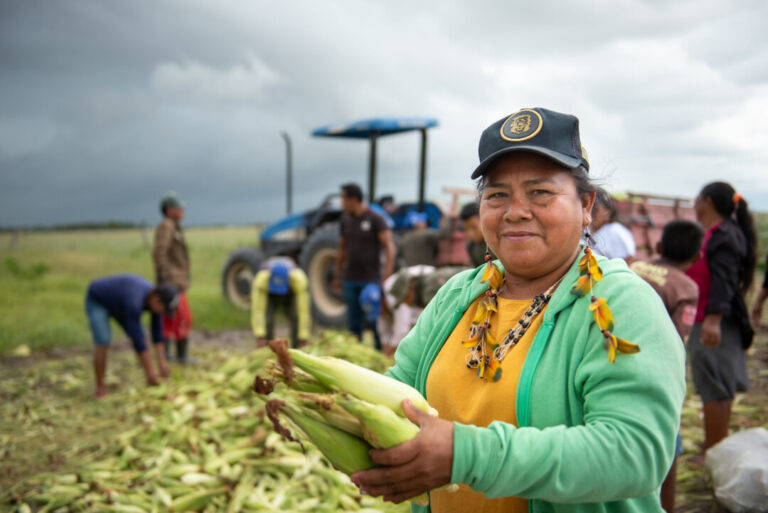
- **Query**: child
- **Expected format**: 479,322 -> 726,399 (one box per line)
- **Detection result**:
630,219 -> 704,513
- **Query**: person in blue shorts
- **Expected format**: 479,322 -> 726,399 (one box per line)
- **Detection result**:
85,274 -> 179,398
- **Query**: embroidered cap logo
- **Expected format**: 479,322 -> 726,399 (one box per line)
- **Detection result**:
500,109 -> 543,142
510,115 -> 531,134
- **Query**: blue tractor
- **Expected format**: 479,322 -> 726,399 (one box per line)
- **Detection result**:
221,116 -> 446,326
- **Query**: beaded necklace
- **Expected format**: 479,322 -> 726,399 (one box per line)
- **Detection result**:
463,253 -> 561,382
464,240 -> 641,382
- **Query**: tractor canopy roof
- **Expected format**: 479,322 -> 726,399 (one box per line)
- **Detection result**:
312,117 -> 438,139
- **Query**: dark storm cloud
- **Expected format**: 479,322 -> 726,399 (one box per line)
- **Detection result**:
1,0 -> 767,227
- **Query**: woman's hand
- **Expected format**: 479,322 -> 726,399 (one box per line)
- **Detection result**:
701,314 -> 722,347
351,399 -> 454,504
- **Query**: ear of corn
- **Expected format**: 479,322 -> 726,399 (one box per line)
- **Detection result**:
225,468 -> 254,513
286,347 -> 438,417
279,369 -> 331,393
171,486 -> 228,511
179,472 -> 219,486
330,393 -> 447,507
334,393 -> 419,449
266,399 -> 374,475
296,392 -> 365,438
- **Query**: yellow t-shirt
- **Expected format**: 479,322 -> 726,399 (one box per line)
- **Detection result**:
426,295 -> 547,513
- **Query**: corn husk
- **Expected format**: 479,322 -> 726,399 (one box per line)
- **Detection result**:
265,398 -> 373,475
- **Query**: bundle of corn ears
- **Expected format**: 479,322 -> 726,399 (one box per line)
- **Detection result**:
255,339 -> 458,507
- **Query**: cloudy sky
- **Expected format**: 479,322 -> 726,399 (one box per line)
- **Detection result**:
1,0 -> 767,226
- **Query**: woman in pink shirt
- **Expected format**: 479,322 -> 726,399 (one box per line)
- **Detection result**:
686,181 -> 755,459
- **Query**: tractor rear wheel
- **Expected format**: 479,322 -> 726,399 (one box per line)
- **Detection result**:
221,248 -> 264,310
299,225 -> 346,327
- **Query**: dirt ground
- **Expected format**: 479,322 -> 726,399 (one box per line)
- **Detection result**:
2,327 -> 767,512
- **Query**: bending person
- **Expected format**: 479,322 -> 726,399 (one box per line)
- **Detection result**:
85,274 -> 179,398
251,257 -> 311,348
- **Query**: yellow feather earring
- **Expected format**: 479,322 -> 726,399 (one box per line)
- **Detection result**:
572,227 -> 639,362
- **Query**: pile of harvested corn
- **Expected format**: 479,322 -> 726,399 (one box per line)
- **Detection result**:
1,332 -> 408,513
4,328 -> 765,512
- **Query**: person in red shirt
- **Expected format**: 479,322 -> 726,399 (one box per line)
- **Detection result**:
685,182 -> 755,460
153,192 -> 194,363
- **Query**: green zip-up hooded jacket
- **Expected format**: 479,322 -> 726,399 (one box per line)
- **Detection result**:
386,251 -> 686,513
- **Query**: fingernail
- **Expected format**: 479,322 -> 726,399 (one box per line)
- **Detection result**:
404,399 -> 412,407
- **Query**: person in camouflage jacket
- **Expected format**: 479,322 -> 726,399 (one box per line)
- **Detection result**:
153,192 -> 194,363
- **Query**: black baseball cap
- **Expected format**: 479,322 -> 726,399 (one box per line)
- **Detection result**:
471,107 -> 590,179
154,283 -> 180,315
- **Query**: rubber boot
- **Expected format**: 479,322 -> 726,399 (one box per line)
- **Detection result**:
176,339 -> 187,362
175,339 -> 198,365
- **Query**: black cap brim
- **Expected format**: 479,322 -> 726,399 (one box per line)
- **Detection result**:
470,146 -> 584,180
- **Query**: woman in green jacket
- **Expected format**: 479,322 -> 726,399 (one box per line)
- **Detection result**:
351,108 -> 686,513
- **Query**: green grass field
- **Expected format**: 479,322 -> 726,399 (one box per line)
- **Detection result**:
0,226 -> 259,353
